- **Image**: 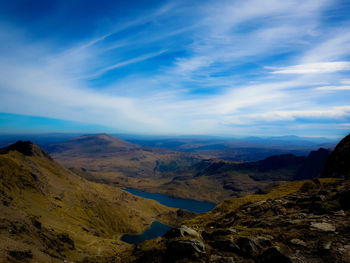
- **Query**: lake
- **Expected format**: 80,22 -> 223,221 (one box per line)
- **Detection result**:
121,221 -> 171,244
123,188 -> 216,213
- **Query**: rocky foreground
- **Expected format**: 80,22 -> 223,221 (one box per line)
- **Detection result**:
131,178 -> 350,262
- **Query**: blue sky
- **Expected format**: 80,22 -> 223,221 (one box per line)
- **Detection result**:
0,0 -> 350,137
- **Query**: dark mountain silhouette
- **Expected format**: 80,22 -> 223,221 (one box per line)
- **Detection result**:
295,148 -> 331,180
322,133 -> 350,178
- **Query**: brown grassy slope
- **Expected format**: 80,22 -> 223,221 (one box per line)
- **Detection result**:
0,144 -> 176,262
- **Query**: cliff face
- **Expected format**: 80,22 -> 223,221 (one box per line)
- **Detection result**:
322,134 -> 350,179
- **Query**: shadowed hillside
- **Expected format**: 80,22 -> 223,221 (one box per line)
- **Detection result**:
322,133 -> 350,179
0,141 -> 183,262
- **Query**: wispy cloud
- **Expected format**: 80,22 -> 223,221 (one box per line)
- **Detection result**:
84,49 -> 167,79
0,0 -> 349,136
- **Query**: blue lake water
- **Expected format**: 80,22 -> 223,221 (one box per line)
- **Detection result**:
121,221 -> 172,244
123,188 -> 216,213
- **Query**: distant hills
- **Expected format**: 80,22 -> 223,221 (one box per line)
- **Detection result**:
119,134 -> 336,161
47,134 -> 201,178
0,133 -> 337,162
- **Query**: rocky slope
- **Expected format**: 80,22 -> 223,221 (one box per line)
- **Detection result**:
0,141 -> 182,262
132,178 -> 350,263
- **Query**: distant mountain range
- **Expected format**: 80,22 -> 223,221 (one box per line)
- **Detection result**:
0,133 -> 337,162
39,134 -> 331,203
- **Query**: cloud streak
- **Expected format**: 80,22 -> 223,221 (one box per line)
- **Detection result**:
269,62 -> 350,74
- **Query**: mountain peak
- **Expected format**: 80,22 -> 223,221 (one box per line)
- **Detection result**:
0,140 -> 52,160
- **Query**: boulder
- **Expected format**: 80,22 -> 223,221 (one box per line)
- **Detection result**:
235,237 -> 257,257
164,225 -> 201,239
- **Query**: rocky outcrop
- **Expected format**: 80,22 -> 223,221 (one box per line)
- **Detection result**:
0,140 -> 52,160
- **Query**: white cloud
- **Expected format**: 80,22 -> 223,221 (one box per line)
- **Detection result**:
270,62 -> 350,74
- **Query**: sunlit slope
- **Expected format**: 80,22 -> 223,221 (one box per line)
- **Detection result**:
0,141 -> 174,262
